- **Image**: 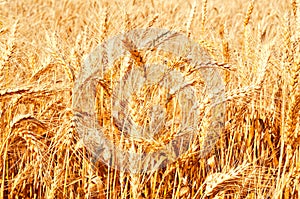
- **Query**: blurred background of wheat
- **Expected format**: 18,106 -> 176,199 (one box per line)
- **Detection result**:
0,0 -> 299,198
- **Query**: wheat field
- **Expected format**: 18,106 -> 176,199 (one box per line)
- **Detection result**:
0,0 -> 299,198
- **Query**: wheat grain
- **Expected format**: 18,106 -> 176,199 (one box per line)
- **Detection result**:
186,0 -> 196,38
1,0 -> 300,198
201,0 -> 207,33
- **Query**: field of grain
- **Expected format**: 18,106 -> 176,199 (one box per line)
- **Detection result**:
0,0 -> 299,198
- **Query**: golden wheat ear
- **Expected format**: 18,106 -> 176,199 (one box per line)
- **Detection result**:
2,0 -> 300,198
